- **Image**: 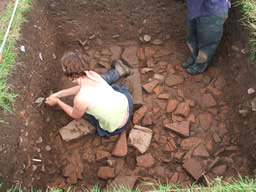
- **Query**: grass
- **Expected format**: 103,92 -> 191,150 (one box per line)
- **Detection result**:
0,0 -> 32,113
1,176 -> 256,191
238,0 -> 256,60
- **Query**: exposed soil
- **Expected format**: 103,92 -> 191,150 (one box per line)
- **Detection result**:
0,0 -> 256,191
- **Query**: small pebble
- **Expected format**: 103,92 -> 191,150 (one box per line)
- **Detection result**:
45,145 -> 51,151
20,45 -> 26,52
143,34 -> 151,42
32,165 -> 38,171
36,137 -> 43,144
248,88 -> 255,95
239,109 -> 249,117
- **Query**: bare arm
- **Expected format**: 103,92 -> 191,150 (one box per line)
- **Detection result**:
48,85 -> 80,99
45,91 -> 87,119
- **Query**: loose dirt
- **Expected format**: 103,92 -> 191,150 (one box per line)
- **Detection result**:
0,0 -> 255,191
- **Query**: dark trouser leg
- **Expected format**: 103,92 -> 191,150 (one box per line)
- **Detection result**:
196,10 -> 228,64
100,69 -> 120,84
187,10 -> 228,74
182,18 -> 199,68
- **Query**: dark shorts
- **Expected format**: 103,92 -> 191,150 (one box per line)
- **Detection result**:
82,84 -> 133,137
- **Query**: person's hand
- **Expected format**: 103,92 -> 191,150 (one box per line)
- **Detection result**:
45,97 -> 59,106
48,92 -> 60,99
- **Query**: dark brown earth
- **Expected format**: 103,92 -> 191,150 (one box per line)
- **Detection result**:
0,0 -> 256,191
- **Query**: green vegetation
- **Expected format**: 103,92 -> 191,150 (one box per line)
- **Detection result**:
0,0 -> 32,113
239,0 -> 256,60
1,176 -> 256,192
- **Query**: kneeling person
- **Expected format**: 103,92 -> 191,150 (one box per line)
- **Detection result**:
45,51 -> 133,137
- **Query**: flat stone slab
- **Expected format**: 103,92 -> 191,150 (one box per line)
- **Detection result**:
124,69 -> 143,109
121,46 -> 139,68
193,143 -> 210,157
165,75 -> 184,87
128,125 -> 153,153
59,118 -> 96,142
143,80 -> 159,93
136,153 -> 156,168
112,130 -> 128,157
164,121 -> 190,137
107,176 -> 138,191
183,158 -> 204,180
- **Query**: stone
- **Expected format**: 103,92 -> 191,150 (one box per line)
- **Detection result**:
183,148 -> 194,160
96,151 -> 111,161
174,151 -> 185,160
169,172 -> 179,184
166,100 -> 179,113
62,163 -> 75,177
141,68 -> 153,74
97,167 -> 115,179
66,172 -> 77,185
154,49 -> 173,59
193,143 -> 209,157
212,165 -> 227,175
177,89 -> 185,98
207,85 -> 222,96
153,85 -> 164,95
158,93 -> 169,99
121,46 -> 139,68
110,45 -> 122,60
213,132 -> 221,143
248,88 -> 255,95
156,100 -> 167,111
136,153 -> 156,168
59,119 -> 96,142
198,113 -> 212,130
152,167 -> 164,178
112,130 -> 128,157
101,48 -> 112,56
128,125 -> 153,154
143,80 -> 159,93
225,146 -> 238,151
146,59 -> 154,67
144,46 -> 156,58
174,102 -> 190,117
164,141 -> 177,152
133,105 -> 147,124
115,159 -> 125,175
214,77 -> 226,90
187,114 -> 196,123
180,137 -> 205,150
107,176 -> 138,191
152,39 -> 164,45
165,75 -> 184,87
251,98 -> 256,111
231,45 -> 239,52
138,48 -> 145,60
62,160 -> 83,185
136,183 -> 156,191
164,121 -> 190,137
153,74 -> 165,82
143,34 -> 151,42
157,61 -> 168,70
239,109 -> 249,117
208,157 -> 220,170
202,93 -> 217,107
183,158 -> 204,180
142,112 -> 153,126
124,69 -> 143,109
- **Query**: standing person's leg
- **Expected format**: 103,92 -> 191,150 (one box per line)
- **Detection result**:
187,10 -> 228,75
182,18 -> 199,68
100,60 -> 130,84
